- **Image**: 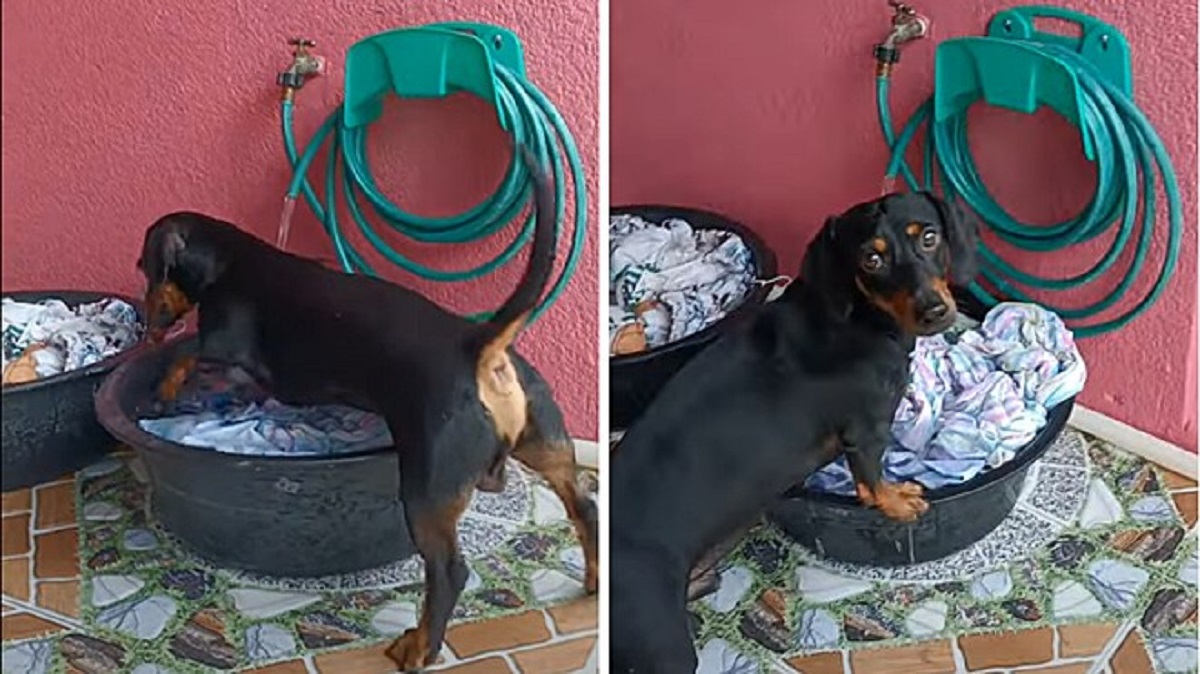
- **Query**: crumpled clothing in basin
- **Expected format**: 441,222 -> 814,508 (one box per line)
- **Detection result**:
807,302 -> 1086,495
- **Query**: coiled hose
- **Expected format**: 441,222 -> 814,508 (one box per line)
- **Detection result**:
877,43 -> 1182,338
279,64 -> 586,324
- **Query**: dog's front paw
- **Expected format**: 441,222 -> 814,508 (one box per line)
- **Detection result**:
385,627 -> 433,672
686,566 -> 720,602
157,356 -> 196,402
858,481 -> 929,522
157,382 -> 181,402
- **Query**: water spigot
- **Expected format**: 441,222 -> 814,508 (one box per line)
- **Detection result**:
874,1 -> 930,76
277,37 -> 325,100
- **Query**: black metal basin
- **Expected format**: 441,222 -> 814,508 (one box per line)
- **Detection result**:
2,290 -> 143,492
94,337 -> 415,577
609,205 -> 777,431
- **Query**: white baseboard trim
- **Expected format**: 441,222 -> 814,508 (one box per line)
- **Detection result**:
1069,404 -> 1198,478
573,439 -> 600,471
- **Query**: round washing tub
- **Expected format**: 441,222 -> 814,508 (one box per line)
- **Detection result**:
3,290 -> 143,492
769,288 -> 1077,565
769,399 -> 1074,565
94,337 -> 415,577
609,205 -> 778,431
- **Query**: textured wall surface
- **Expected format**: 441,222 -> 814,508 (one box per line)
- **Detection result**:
1,0 -> 599,437
612,0 -> 1198,451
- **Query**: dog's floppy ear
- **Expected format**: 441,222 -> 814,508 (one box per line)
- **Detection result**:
799,217 -> 855,320
155,217 -> 224,294
159,228 -> 186,277
922,192 -> 979,287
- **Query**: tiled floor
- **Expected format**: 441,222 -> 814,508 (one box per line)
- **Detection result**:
611,428 -> 1198,674
4,434 -> 1197,673
1,458 -> 598,673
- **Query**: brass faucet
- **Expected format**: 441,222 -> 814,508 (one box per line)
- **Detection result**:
875,1 -> 930,77
278,38 -> 325,101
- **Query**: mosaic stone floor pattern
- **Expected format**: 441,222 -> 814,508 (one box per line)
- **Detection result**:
1,451 -> 598,673
679,429 -> 1198,673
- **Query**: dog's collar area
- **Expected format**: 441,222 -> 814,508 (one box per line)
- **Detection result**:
756,275 -> 793,303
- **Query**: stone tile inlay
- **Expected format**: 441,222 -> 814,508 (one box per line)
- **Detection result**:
674,430 -> 1197,672
2,455 -> 595,673
6,428 -> 1193,673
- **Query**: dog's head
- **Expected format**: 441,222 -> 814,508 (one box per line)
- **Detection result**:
137,212 -> 238,341
801,192 -> 979,336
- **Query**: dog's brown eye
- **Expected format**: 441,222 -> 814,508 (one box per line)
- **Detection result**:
861,252 -> 884,272
920,228 -> 939,251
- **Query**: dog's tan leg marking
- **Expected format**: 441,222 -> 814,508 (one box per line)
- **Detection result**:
513,440 -> 599,594
386,491 -> 471,671
856,480 -> 929,522
476,313 -> 530,447
158,355 -> 197,402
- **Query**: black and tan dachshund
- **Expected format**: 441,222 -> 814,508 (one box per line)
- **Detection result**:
609,191 -> 978,672
136,150 -> 597,672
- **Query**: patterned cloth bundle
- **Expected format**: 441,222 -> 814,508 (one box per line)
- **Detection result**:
609,214 -> 757,355
138,362 -> 392,456
807,302 -> 1087,495
1,297 -> 142,385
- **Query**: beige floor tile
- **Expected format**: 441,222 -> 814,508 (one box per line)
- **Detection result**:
959,628 -> 1054,670
1159,468 -> 1197,491
512,636 -> 595,673
785,651 -> 844,674
436,657 -> 513,673
446,610 -> 552,659
1110,629 -> 1154,674
33,528 -> 78,579
1,557 -> 30,601
547,595 -> 597,635
34,481 -> 76,530
1,490 -> 31,515
1024,664 -> 1091,674
849,640 -> 956,673
1172,491 -> 1197,528
242,661 -> 312,674
1,612 -> 67,641
1057,622 -> 1119,658
36,578 -> 80,618
2,514 -> 30,557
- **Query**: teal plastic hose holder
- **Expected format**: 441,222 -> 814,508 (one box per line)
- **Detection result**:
343,23 -> 527,132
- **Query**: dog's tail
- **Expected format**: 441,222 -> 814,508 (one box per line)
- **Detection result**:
472,145 -> 558,358
471,145 -> 557,445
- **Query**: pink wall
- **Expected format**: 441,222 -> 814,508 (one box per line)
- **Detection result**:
1,0 -> 599,438
612,0 -> 1198,451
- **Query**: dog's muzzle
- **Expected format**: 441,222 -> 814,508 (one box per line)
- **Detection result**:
145,282 -> 191,342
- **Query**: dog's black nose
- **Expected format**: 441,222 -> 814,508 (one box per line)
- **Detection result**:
921,303 -> 949,324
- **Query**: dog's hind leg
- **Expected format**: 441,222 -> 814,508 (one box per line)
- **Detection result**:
476,451 -> 508,493
512,437 -> 599,594
611,551 -> 697,673
386,489 -> 471,672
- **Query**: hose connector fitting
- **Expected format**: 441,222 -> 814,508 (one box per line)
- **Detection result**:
874,1 -> 929,77
278,38 -> 325,102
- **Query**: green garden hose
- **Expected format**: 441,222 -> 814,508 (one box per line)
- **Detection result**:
875,11 -> 1182,339
279,61 -> 586,325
